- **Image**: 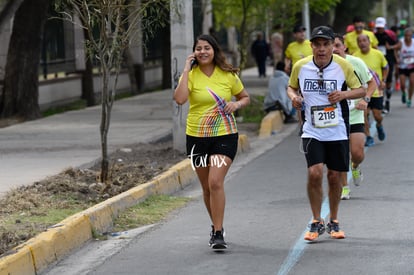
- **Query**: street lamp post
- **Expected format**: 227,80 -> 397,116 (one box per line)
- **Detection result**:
170,0 -> 194,153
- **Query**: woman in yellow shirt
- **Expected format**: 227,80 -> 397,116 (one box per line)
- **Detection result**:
174,34 -> 250,249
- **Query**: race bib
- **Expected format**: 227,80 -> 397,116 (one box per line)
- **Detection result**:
403,57 -> 414,64
311,104 -> 339,128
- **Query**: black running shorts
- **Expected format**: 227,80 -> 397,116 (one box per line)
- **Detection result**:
350,123 -> 365,134
302,138 -> 349,171
399,68 -> 414,77
367,96 -> 383,110
186,133 -> 239,168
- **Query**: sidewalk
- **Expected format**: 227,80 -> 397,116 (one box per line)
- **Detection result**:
0,90 -> 173,196
0,66 -> 274,197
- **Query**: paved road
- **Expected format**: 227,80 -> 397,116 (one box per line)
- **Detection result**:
43,93 -> 414,275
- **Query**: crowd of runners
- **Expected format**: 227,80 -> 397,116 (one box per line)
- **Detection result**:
280,16 -> 414,242
174,16 -> 414,248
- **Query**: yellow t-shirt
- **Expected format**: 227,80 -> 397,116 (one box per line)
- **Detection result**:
185,66 -> 244,137
284,40 -> 312,66
353,48 -> 388,97
345,30 -> 379,54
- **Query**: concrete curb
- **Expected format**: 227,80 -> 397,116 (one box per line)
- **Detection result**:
0,134 -> 250,275
258,110 -> 284,138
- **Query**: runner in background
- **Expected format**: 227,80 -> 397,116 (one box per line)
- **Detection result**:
345,16 -> 378,54
333,34 -> 377,200
284,25 -> 312,74
395,27 -> 414,108
353,34 -> 389,147
284,25 -> 313,128
374,17 -> 398,113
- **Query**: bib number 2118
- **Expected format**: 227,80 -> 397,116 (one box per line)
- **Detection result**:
311,104 -> 339,128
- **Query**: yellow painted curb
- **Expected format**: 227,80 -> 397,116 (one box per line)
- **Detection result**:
26,214 -> 92,273
238,134 -> 250,153
0,139 -> 249,274
0,246 -> 35,275
167,159 -> 196,189
152,168 -> 180,194
259,111 -> 284,138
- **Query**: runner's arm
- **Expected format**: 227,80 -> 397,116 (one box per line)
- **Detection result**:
287,86 -> 303,109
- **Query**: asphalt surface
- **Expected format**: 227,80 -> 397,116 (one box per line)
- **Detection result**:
42,89 -> 414,275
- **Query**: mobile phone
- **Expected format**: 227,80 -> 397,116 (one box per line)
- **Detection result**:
190,58 -> 198,68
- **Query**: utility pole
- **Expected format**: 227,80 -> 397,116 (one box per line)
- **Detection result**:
170,0 -> 193,153
302,0 -> 310,39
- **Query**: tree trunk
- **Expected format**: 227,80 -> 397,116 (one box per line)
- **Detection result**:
0,0 -> 25,27
0,0 -> 49,120
100,64 -> 111,185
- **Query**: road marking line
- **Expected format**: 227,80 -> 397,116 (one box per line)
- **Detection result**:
276,197 -> 330,275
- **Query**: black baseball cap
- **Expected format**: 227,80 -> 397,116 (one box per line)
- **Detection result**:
310,26 -> 335,41
293,25 -> 306,33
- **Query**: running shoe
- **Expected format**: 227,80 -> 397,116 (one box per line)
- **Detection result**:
402,91 -> 406,104
395,80 -> 400,91
377,125 -> 386,141
209,225 -> 215,246
365,136 -> 375,147
352,166 -> 363,186
341,186 -> 350,200
407,99 -> 411,108
209,226 -> 226,247
383,100 -> 390,114
304,219 -> 325,241
210,230 -> 227,249
326,220 -> 345,239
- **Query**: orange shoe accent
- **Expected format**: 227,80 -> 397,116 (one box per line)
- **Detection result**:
304,231 -> 319,241
330,230 -> 345,239
395,80 -> 401,91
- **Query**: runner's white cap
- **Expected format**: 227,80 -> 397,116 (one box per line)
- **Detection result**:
375,17 -> 386,28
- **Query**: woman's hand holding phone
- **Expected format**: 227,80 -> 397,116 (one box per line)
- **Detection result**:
184,54 -> 196,72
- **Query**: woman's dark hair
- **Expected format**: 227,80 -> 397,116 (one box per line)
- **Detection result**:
276,61 -> 285,71
192,34 -> 240,74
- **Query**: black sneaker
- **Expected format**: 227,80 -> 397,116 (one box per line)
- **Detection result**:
209,225 -> 226,246
384,100 -> 390,113
210,230 -> 227,249
209,225 -> 215,246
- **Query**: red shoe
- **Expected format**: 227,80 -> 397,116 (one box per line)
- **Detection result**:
395,80 -> 401,91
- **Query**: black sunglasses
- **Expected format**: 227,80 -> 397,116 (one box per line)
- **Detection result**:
317,70 -> 324,88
